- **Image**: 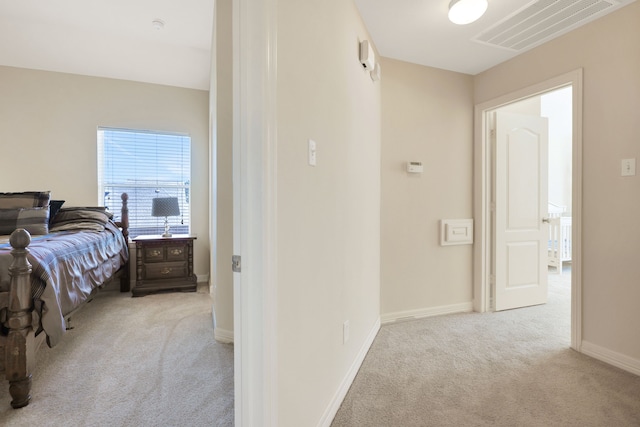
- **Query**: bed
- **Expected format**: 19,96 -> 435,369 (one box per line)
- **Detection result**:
547,202 -> 572,274
0,192 -> 130,409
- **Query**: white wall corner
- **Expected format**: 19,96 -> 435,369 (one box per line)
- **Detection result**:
580,340 -> 640,377
318,317 -> 381,427
381,302 -> 473,324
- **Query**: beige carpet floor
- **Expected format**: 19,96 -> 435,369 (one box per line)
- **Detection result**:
5,268 -> 640,426
332,268 -> 640,426
0,284 -> 234,427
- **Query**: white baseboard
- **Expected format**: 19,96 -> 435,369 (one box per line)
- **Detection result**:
211,303 -> 234,343
318,317 -> 381,427
197,273 -> 210,284
381,302 -> 473,324
214,328 -> 234,344
581,340 -> 640,376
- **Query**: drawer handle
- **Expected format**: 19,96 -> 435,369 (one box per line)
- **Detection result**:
160,267 -> 172,275
170,248 -> 183,256
150,249 -> 162,257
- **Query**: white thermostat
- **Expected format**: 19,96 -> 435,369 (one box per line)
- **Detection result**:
407,161 -> 423,173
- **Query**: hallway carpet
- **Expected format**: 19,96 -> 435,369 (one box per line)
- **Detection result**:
332,270 -> 640,426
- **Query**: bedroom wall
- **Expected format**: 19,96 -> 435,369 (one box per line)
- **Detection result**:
380,57 -> 474,321
0,66 -> 211,280
276,0 -> 381,424
474,2 -> 640,366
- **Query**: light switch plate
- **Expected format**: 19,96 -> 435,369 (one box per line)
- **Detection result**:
308,139 -> 317,166
621,158 -> 636,176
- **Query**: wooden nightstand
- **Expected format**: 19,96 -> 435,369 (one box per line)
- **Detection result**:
132,234 -> 197,297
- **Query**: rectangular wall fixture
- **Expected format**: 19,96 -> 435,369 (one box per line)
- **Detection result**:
407,161 -> 423,173
359,40 -> 375,70
440,219 -> 473,246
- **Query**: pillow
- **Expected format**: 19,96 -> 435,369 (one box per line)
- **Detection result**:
50,207 -> 110,232
0,191 -> 51,209
0,207 -> 49,235
48,200 -> 66,225
48,222 -> 106,232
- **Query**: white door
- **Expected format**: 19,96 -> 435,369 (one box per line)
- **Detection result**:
494,111 -> 549,311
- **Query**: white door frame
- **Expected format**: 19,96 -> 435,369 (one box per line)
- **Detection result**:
233,0 -> 278,424
473,69 -> 583,351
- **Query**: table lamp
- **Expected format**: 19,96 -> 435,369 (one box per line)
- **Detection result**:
151,197 -> 180,237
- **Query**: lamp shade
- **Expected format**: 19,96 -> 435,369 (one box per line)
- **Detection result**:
151,197 -> 180,217
448,0 -> 488,25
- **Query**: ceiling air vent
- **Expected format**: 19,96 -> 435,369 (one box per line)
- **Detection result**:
474,0 -> 624,51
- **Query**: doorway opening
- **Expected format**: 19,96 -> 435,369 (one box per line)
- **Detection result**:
473,69 -> 583,351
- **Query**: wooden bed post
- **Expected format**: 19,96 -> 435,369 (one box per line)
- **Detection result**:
120,192 -> 129,241
118,193 -> 131,293
5,229 -> 35,409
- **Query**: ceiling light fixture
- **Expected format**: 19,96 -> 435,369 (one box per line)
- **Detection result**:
152,19 -> 165,30
448,0 -> 488,25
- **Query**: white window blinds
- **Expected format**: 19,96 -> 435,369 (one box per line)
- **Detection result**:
97,127 -> 191,238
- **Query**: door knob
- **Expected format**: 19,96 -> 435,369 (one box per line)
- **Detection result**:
542,217 -> 551,223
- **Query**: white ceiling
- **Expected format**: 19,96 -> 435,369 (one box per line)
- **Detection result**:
355,0 -> 636,75
0,0 -> 214,90
0,0 -> 634,90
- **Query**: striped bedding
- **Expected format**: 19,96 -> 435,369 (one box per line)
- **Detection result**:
0,221 -> 128,347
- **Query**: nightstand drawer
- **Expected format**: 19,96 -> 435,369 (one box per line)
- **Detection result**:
143,247 -> 165,262
144,262 -> 188,280
166,244 -> 188,261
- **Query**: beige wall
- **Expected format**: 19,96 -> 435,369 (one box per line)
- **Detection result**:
210,0 -> 234,339
0,66 -> 211,279
276,0 -> 381,424
475,2 -> 640,361
380,58 -> 474,319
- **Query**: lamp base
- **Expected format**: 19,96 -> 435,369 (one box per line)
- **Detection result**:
162,217 -> 172,238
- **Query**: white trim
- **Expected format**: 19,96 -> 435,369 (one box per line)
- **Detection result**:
208,0 -> 218,301
196,273 -> 210,284
381,302 -> 473,324
210,302 -> 233,343
318,318 -> 381,427
581,341 -> 640,377
570,71 -> 583,352
473,69 -> 583,351
214,327 -> 235,344
233,0 -> 279,425
231,0 -> 243,421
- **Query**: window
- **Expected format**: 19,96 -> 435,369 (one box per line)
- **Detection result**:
98,127 -> 191,238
